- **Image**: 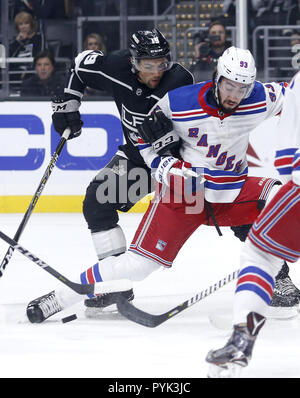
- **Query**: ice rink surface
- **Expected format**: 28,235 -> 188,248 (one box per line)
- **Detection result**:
0,212 -> 300,382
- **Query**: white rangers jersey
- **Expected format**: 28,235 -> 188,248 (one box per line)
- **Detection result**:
274,71 -> 300,186
139,80 -> 286,203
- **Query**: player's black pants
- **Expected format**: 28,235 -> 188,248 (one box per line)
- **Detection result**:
83,154 -> 154,233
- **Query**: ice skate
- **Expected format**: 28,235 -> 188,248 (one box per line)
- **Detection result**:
206,312 -> 265,378
267,264 -> 300,319
27,291 -> 63,323
84,288 -> 134,318
270,262 -> 300,307
270,276 -> 300,307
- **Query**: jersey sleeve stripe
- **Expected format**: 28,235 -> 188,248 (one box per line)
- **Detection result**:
77,67 -> 134,91
138,143 -> 151,150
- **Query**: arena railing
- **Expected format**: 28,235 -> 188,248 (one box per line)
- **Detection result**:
252,25 -> 300,82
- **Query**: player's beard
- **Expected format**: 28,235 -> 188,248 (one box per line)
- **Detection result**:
138,72 -> 163,89
145,76 -> 163,89
220,99 -> 240,114
147,80 -> 160,88
213,85 -> 240,114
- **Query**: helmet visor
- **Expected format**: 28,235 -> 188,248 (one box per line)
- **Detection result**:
133,55 -> 173,73
218,78 -> 252,100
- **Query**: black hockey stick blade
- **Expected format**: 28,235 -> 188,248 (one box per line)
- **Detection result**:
117,296 -> 188,327
0,128 -> 70,278
117,269 -> 240,327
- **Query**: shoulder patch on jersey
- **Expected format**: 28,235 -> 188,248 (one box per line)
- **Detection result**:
168,81 -> 209,112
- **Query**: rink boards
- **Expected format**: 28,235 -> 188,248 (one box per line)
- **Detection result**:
0,101 -> 280,212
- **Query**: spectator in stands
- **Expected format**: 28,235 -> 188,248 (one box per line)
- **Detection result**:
189,21 -> 231,82
9,11 -> 44,91
9,11 -> 44,59
83,33 -> 107,53
20,50 -> 65,97
83,33 -> 108,97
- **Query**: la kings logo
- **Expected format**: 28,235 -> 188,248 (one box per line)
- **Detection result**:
121,104 -> 147,145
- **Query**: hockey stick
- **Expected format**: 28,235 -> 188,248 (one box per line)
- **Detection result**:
0,229 -> 132,295
116,269 -> 240,327
0,128 -> 70,278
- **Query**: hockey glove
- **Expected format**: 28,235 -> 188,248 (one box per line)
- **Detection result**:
154,156 -> 200,186
138,109 -> 180,156
51,94 -> 83,139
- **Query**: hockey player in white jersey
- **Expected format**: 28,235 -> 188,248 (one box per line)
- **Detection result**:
26,47 -> 299,323
206,71 -> 300,378
134,45 -> 299,306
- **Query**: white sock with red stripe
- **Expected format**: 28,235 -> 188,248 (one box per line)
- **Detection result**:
233,239 -> 284,325
81,251 -> 160,285
52,252 -> 161,308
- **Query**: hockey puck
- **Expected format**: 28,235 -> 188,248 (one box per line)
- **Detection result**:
61,314 -> 77,323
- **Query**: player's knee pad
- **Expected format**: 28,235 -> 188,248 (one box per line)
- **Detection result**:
92,226 -> 127,260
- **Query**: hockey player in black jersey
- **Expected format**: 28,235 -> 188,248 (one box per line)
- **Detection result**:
50,29 -> 194,311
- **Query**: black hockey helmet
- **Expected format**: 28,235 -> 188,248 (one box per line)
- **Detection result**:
129,29 -> 173,72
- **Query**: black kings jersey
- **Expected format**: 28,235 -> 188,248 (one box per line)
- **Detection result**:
64,49 -> 194,165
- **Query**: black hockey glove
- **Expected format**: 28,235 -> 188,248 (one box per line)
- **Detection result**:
137,109 -> 180,156
51,94 -> 83,139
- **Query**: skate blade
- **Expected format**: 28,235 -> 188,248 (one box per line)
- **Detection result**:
207,363 -> 243,378
84,305 -> 125,320
265,305 -> 299,320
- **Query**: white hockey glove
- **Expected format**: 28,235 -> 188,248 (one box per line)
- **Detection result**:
154,156 -> 201,186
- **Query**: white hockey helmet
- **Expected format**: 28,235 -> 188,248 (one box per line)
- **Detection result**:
215,46 -> 256,101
